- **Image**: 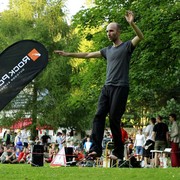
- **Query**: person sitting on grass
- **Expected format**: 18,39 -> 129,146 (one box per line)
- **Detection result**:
0,145 -> 14,163
17,146 -> 30,163
73,148 -> 85,166
11,147 -> 21,164
0,143 -> 4,156
45,143 -> 58,163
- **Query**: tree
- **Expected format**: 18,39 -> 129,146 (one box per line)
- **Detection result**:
0,0 -> 179,134
69,0 -> 180,126
0,0 -> 70,138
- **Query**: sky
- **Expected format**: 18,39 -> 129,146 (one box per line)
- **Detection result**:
0,0 -> 87,16
0,0 -> 9,12
65,0 -> 86,17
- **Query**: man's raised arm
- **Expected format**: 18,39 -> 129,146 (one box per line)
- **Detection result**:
125,10 -> 144,47
54,50 -> 102,59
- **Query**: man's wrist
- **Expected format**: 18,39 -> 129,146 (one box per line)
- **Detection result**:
129,21 -> 135,26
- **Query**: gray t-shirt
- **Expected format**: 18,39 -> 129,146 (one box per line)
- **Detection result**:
100,40 -> 135,86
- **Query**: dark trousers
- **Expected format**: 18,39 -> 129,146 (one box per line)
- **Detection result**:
143,139 -> 155,158
90,85 -> 129,159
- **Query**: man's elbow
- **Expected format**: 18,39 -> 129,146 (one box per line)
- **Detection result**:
139,34 -> 144,40
137,34 -> 144,41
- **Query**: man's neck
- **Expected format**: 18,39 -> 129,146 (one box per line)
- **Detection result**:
113,40 -> 123,47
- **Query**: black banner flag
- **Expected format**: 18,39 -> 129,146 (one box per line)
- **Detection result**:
0,40 -> 48,111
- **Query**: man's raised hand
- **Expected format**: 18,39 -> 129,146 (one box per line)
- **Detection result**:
125,10 -> 134,24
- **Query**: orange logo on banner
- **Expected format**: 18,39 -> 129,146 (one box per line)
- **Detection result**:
28,48 -> 41,61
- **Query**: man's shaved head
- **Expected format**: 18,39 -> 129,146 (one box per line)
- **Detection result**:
107,22 -> 121,32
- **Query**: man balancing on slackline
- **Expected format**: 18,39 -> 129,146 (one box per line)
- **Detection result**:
55,10 -> 144,162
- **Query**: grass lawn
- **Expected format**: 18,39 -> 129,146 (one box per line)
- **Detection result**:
0,163 -> 180,180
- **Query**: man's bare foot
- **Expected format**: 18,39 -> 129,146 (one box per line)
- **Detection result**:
88,151 -> 101,158
109,154 -> 118,160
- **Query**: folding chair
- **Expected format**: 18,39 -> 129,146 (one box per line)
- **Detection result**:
118,143 -> 134,168
104,141 -> 118,168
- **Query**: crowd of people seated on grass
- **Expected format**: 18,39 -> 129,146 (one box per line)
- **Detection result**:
0,143 -> 31,164
0,113 -> 179,168
0,129 -> 86,165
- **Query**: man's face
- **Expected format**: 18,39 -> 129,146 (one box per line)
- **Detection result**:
106,23 -> 120,42
169,116 -> 173,122
156,117 -> 160,122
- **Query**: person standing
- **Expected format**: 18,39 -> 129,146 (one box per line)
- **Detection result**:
120,122 -> 128,160
55,10 -> 144,160
143,117 -> 156,167
56,132 -> 63,151
21,129 -> 29,148
4,130 -> 12,146
61,131 -> 66,146
169,113 -> 180,167
14,130 -> 23,151
121,122 -> 128,145
134,128 -> 146,161
152,115 -> 169,167
41,132 -> 51,152
84,137 -> 92,154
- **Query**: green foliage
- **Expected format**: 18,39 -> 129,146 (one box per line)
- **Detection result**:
0,0 -> 179,132
71,0 -> 180,126
0,0 -> 71,133
156,98 -> 180,123
128,0 -> 180,121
